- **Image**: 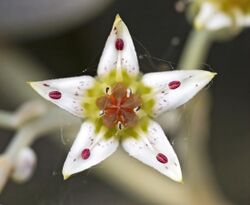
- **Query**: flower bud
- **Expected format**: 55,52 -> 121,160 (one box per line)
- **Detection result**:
11,147 -> 37,183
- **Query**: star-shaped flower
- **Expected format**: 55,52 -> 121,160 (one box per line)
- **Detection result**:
194,0 -> 250,30
30,15 -> 215,182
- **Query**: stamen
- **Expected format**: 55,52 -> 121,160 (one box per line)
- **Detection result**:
126,88 -> 132,98
99,110 -> 104,116
118,121 -> 123,130
134,106 -> 141,112
105,87 -> 110,94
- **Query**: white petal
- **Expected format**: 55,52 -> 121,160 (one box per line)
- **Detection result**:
142,70 -> 216,117
30,76 -> 95,118
62,121 -> 119,179
243,15 -> 250,27
206,12 -> 232,30
97,15 -> 139,77
122,120 -> 182,182
235,11 -> 250,27
195,2 -> 232,30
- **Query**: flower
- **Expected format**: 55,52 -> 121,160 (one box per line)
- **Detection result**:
193,0 -> 250,30
30,15 -> 216,182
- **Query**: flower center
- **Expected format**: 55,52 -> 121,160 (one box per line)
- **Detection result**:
96,82 -> 142,129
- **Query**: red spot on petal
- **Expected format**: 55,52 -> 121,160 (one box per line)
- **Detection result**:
168,81 -> 181,89
156,153 -> 168,164
81,148 -> 90,160
115,38 -> 124,50
49,91 -> 61,99
43,83 -> 50,87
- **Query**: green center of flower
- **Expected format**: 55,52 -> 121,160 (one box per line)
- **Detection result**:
82,69 -> 155,139
96,82 -> 142,129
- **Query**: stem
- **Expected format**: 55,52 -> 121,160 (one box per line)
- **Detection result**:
0,111 -> 15,129
95,149 -> 188,205
178,30 -> 213,69
0,101 -> 47,130
5,108 -> 79,158
176,30 -> 232,205
0,107 -> 80,192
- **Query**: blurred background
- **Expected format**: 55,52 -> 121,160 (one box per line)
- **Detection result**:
0,0 -> 249,205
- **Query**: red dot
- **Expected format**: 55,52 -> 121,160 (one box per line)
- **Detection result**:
49,91 -> 61,99
156,153 -> 168,164
81,148 -> 90,160
168,81 -> 181,89
115,38 -> 124,50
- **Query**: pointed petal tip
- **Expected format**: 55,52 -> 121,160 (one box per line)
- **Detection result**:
28,81 -> 42,93
200,70 -> 217,80
175,175 -> 183,183
28,81 -> 36,89
169,168 -> 183,183
115,14 -> 121,20
63,173 -> 71,180
98,13 -> 139,77
208,71 -> 217,79
113,14 -> 122,28
211,72 -> 217,76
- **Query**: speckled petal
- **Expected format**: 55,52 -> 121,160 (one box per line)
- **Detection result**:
63,121 -> 119,179
97,15 -> 139,77
122,120 -> 182,182
29,76 -> 95,118
142,70 -> 216,117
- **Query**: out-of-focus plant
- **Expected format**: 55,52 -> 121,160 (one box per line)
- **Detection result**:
11,147 -> 37,183
0,0 -> 114,39
189,0 -> 250,32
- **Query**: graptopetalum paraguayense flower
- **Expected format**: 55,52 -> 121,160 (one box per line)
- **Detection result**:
30,15 -> 216,182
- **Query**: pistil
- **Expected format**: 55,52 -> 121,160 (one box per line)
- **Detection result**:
96,83 -> 142,128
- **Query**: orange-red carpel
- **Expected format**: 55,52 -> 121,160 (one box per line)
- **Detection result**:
96,83 -> 142,128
